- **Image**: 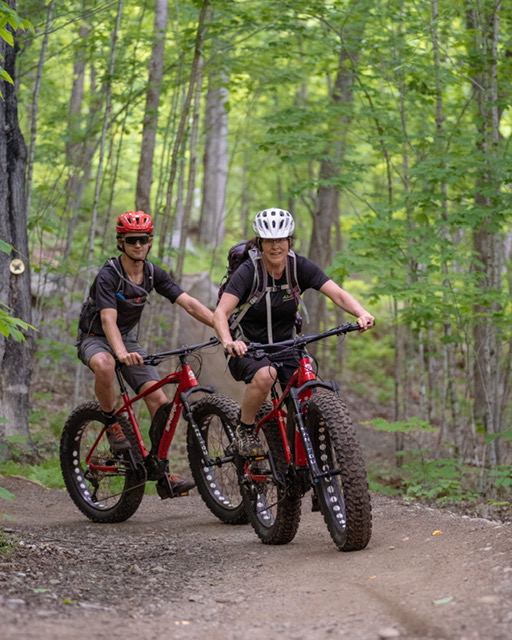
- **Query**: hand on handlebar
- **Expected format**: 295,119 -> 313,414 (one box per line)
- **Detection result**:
118,351 -> 144,366
224,339 -> 248,357
356,313 -> 375,332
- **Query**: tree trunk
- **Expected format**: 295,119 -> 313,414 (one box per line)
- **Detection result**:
25,0 -> 54,217
135,0 -> 168,214
63,22 -> 97,260
199,69 -> 228,247
88,0 -> 124,263
304,8 -> 367,336
159,0 -> 210,259
468,2 -> 502,467
0,4 -> 33,438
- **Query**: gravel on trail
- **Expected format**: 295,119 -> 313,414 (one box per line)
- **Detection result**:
0,475 -> 511,640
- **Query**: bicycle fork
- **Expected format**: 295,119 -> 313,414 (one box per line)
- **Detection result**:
289,380 -> 343,486
182,388 -> 237,469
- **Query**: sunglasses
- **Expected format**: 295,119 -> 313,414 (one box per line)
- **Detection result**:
124,236 -> 151,246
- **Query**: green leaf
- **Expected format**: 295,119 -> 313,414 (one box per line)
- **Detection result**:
0,26 -> 13,46
0,238 -> 12,253
433,596 -> 454,605
0,487 -> 15,501
0,66 -> 13,84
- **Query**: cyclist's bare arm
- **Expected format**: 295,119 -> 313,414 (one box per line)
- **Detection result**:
100,308 -> 143,366
213,292 -> 247,357
175,292 -> 214,328
319,280 -> 375,331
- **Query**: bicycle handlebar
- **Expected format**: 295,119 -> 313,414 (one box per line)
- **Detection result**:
142,336 -> 220,366
244,322 -> 362,358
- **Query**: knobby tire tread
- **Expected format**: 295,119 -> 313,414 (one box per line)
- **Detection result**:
306,391 -> 372,551
60,402 -> 145,523
187,394 -> 247,525
242,402 -> 301,545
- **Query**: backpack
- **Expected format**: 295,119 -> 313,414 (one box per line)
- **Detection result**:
78,257 -> 154,336
218,240 -> 303,343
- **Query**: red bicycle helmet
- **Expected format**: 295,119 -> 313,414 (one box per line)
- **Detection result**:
116,211 -> 154,234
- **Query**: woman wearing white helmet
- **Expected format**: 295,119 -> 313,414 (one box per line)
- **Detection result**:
213,207 -> 375,457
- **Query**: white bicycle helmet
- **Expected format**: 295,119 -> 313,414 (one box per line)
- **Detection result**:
253,208 -> 295,238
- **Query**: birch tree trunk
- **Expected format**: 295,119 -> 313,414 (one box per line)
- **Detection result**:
159,0 -> 210,259
88,0 -> 124,263
0,5 -> 33,438
199,70 -> 228,247
63,22 -> 98,260
135,0 -> 168,214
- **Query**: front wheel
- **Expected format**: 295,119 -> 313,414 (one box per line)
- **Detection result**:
305,391 -> 372,551
240,403 -> 301,545
60,402 -> 145,523
187,394 -> 246,524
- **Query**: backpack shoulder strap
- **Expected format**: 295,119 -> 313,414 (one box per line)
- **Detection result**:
107,257 -> 124,293
285,249 -> 300,300
144,260 -> 155,292
106,256 -> 153,295
229,249 -> 266,332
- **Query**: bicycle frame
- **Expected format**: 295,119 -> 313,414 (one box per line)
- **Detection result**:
84,339 -> 218,473
250,323 -> 360,488
253,351 -> 338,482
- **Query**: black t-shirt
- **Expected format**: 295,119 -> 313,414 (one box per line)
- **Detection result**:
225,254 -> 329,343
88,258 -> 184,336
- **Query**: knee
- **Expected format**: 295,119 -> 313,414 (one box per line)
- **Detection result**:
252,367 -> 277,393
90,353 -> 116,379
141,384 -> 167,409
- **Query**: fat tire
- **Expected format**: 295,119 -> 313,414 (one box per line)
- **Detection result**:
241,402 -> 301,545
60,402 -> 145,523
306,391 -> 372,551
187,394 -> 247,524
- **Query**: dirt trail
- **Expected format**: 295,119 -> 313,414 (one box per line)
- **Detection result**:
0,475 -> 510,640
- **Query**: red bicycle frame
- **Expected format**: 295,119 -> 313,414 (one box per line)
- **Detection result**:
254,353 -> 317,468
84,341 -> 216,472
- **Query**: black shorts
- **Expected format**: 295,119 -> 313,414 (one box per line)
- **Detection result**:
228,349 -> 301,387
77,334 -> 159,393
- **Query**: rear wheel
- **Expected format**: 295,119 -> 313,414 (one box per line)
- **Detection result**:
240,403 -> 301,545
60,402 -> 145,523
305,391 -> 372,551
187,394 -> 246,524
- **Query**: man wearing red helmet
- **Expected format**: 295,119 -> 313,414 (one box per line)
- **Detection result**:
76,211 -> 214,496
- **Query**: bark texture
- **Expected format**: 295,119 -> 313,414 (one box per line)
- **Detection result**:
0,5 -> 33,438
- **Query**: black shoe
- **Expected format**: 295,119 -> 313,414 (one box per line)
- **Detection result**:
105,423 -> 131,452
156,473 -> 195,499
234,427 -> 265,458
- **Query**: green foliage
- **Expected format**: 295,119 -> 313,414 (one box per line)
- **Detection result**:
489,466 -> 512,490
0,458 -> 63,490
369,454 -> 481,504
0,527 -> 15,558
0,486 -> 14,501
0,0 -> 33,91
0,302 -> 34,341
366,417 -> 437,434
